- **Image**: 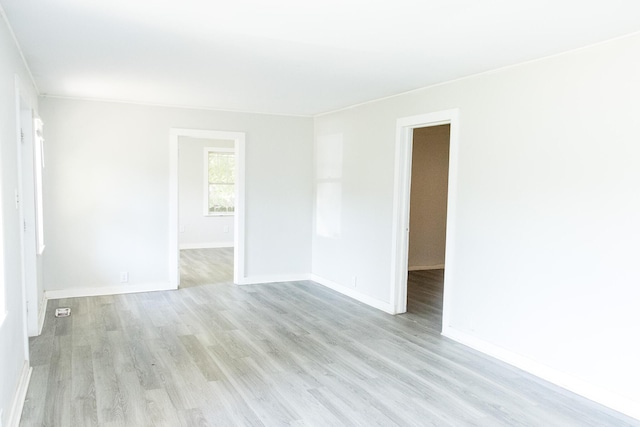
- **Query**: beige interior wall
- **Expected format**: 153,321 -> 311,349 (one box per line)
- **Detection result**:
408,125 -> 450,269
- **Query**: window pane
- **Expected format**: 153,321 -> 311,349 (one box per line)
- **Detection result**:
209,184 -> 235,213
208,152 -> 234,184
207,151 -> 235,214
34,118 -> 45,254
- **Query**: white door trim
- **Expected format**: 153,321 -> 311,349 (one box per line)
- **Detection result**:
390,109 -> 460,332
14,76 -> 34,355
169,128 -> 246,287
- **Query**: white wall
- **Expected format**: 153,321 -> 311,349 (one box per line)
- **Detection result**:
313,33 -> 640,417
40,97 -> 313,292
179,137 -> 234,249
408,125 -> 449,270
0,9 -> 39,426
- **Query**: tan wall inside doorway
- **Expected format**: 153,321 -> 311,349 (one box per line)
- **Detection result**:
408,125 -> 450,270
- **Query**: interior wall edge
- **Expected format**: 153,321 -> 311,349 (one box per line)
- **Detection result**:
308,274 -> 395,314
44,282 -> 176,300
179,242 -> 234,250
408,265 -> 446,271
34,295 -> 47,337
6,362 -> 31,427
442,326 -> 640,421
237,274 -> 312,286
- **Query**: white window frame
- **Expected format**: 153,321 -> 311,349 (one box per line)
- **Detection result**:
204,147 -> 235,217
34,116 -> 45,254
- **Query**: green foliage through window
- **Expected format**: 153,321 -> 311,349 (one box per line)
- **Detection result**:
208,151 -> 235,214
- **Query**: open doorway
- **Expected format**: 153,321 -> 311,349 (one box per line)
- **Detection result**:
16,79 -> 46,338
390,109 -> 459,333
178,137 -> 235,287
169,129 -> 245,289
406,125 -> 450,329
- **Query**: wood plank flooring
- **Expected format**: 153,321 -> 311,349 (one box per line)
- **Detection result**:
20,255 -> 638,426
179,248 -> 233,288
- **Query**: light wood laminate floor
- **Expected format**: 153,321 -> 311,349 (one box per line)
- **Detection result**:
180,248 -> 233,288
20,261 -> 637,426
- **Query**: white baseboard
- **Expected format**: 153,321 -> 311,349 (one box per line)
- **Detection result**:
45,282 -> 177,300
37,296 -> 47,335
231,272 -> 397,315
7,362 -> 31,427
408,264 -> 445,271
237,274 -> 310,286
442,326 -> 640,421
179,242 -> 233,250
309,274 -> 395,314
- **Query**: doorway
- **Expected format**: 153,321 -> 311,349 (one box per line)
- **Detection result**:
15,79 -> 44,338
390,109 -> 459,333
169,129 -> 245,288
406,125 -> 450,328
178,137 -> 236,287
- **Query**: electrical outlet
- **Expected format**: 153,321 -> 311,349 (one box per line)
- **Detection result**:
223,225 -> 229,233
120,272 -> 129,283
352,276 -> 358,288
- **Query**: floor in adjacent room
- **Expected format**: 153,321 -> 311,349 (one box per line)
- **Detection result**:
179,248 -> 234,288
20,256 -> 637,426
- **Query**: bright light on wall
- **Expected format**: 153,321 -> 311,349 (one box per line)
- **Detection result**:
34,117 -> 45,254
316,133 -> 343,238
0,179 -> 5,324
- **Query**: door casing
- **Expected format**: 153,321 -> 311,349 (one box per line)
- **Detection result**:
390,109 -> 460,332
169,128 -> 246,287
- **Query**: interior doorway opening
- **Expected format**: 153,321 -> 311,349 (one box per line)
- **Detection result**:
15,78 -> 45,339
390,109 -> 459,333
169,129 -> 245,289
406,125 -> 450,329
177,136 -> 236,288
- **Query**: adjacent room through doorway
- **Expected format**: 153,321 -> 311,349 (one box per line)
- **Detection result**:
180,248 -> 234,287
177,136 -> 236,288
406,125 -> 450,328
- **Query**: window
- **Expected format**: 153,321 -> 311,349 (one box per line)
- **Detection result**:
34,117 -> 45,254
205,148 -> 235,215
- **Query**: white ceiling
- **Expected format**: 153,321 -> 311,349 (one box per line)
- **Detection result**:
2,0 -> 640,116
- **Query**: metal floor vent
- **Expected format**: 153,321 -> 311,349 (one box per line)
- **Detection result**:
55,307 -> 71,318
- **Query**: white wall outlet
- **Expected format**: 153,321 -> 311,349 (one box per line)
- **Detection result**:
119,272 -> 129,283
223,225 -> 229,233
179,225 -> 185,233
352,276 -> 358,288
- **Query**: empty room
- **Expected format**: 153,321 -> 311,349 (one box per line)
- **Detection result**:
1,1 -> 640,426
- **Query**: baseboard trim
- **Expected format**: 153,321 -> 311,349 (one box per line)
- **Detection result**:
45,282 -> 177,300
179,242 -> 233,250
37,296 -> 47,335
408,264 -> 445,271
237,274 -> 310,286
309,274 -> 395,314
442,326 -> 640,421
7,362 -> 31,427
